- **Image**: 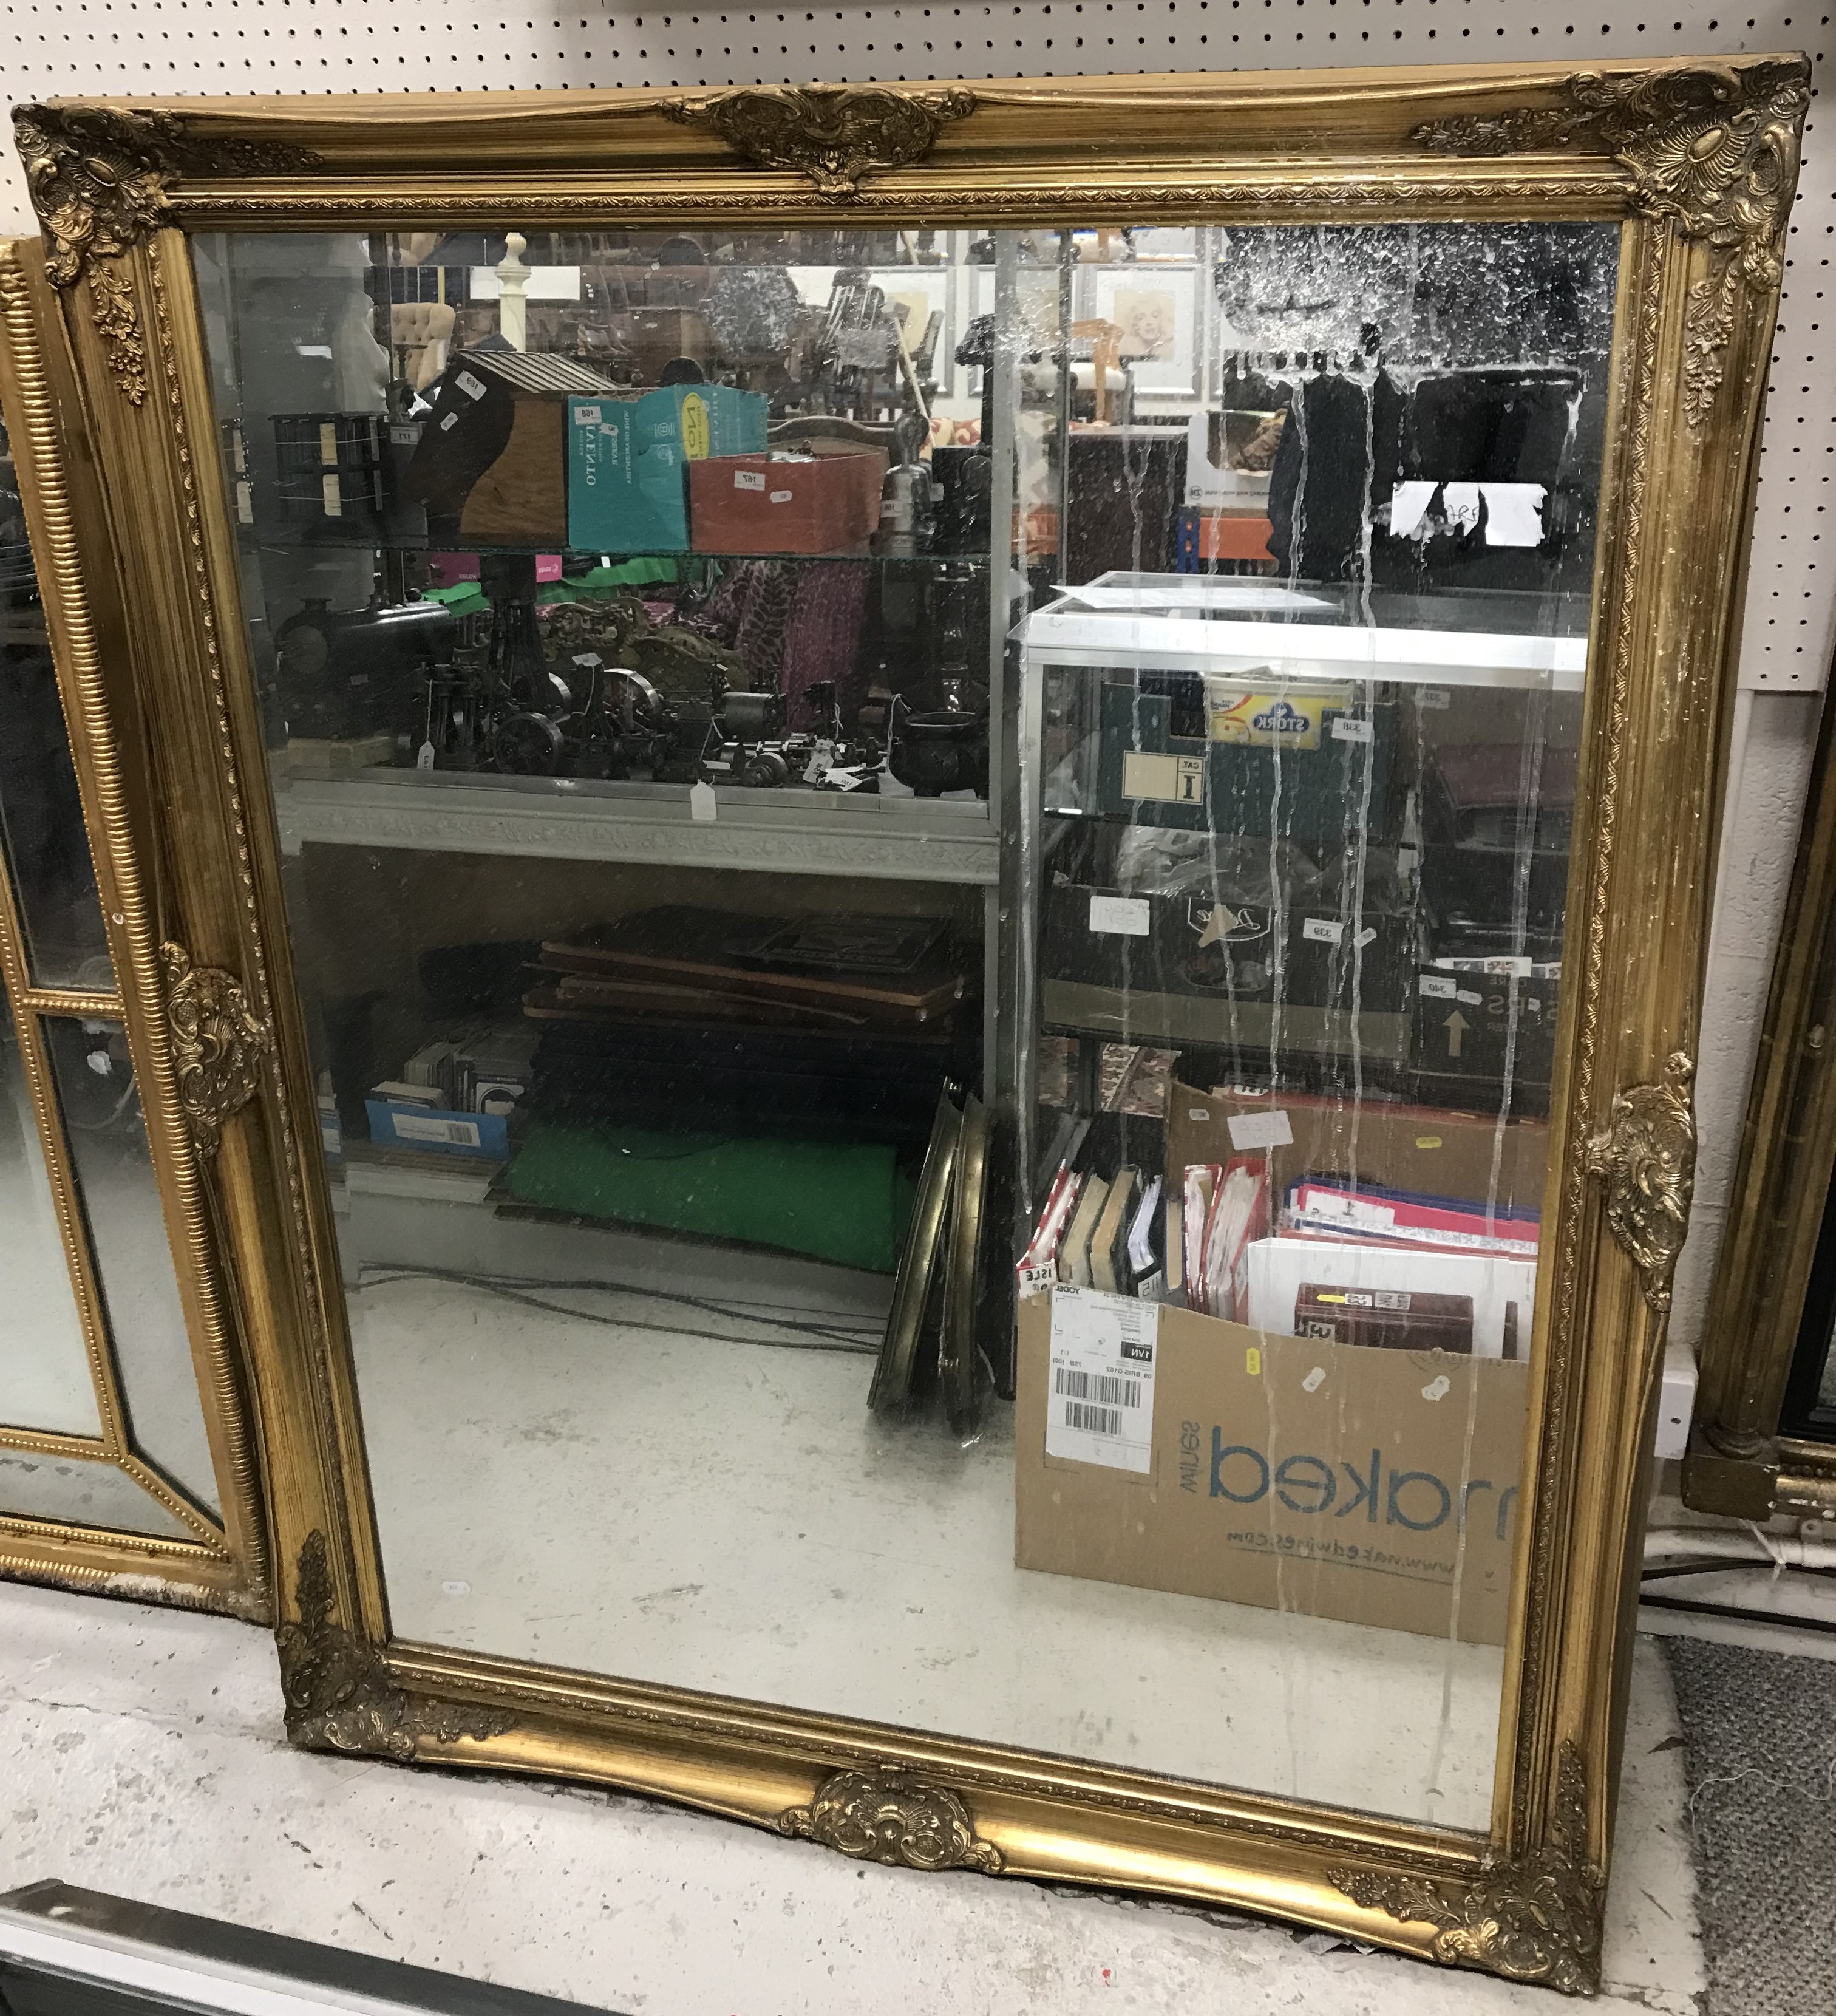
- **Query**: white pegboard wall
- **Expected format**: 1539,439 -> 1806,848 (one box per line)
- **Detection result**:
0,0 -> 1829,689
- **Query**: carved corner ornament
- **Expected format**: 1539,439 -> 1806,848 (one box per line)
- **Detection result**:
12,104 -> 321,403
277,1531 -> 512,1760
1331,1743 -> 1604,1996
1414,61 -> 1809,432
659,86 -> 975,197
159,941 -> 273,1159
778,1766 -> 1004,1874
1584,1049 -> 1697,1315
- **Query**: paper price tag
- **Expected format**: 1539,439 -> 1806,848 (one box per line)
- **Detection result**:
1226,1109 -> 1293,1151
734,469 -> 767,491
455,370 -> 488,401
1419,973 -> 1458,999
803,738 -> 835,785
1302,916 -> 1343,946
1046,1287 -> 1158,1474
1017,1259 -> 1056,1301
1088,893 -> 1150,938
689,781 -> 718,823
318,421 -> 339,465
1331,715 -> 1375,744
416,741 -> 436,772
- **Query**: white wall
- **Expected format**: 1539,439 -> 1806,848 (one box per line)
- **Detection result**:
2,0 -> 1831,1348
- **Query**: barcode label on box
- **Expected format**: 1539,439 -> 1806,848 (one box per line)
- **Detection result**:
769,489 -> 794,503
1062,1400 -> 1123,1437
1047,1286 -> 1158,1474
1055,1366 -> 1143,1411
392,1112 -> 481,1148
318,421 -> 339,465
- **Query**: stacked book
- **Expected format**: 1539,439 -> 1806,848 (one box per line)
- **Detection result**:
1020,1142 -> 1542,1352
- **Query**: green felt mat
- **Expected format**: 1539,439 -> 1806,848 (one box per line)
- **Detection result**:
505,1122 -> 914,1275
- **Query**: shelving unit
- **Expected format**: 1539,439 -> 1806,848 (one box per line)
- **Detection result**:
272,767 -> 999,884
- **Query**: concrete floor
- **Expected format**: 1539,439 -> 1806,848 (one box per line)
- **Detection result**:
0,1578 -> 1705,2015
350,1271 -> 1506,1833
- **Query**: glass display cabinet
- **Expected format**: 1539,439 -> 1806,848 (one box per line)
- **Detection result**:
4,57 -> 1806,1991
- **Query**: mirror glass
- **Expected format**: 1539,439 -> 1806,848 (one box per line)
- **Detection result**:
0,973 -> 101,1437
195,214 -> 1617,1831
0,419 -> 114,990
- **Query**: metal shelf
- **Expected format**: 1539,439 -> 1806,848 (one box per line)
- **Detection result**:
272,768 -> 999,885
1021,579 -> 1590,692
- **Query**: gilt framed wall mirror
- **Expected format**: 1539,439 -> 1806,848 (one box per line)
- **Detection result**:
5,57 -> 1806,1993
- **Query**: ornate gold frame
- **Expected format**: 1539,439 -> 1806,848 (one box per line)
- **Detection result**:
0,237 -> 269,1616
5,58 -> 1805,1990
1687,646 -> 1836,1523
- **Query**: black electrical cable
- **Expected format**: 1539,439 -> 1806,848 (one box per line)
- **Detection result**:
357,1262 -> 882,1354
1637,1592 -> 1836,1638
1642,1556 -> 1836,1582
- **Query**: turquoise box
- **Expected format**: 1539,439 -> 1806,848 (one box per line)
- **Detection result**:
566,385 -> 769,553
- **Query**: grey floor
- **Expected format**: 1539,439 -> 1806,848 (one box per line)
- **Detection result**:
1663,1637 -> 1836,2016
0,1578 -> 1705,2014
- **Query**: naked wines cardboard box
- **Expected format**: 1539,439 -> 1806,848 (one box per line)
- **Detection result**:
1164,1080 -> 1550,1222
1014,1286 -> 1530,1645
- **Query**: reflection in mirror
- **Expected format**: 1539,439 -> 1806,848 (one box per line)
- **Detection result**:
195,216 -> 1614,1831
0,976 -> 101,1437
0,1447 -> 200,1539
0,417 -> 114,990
41,1018 -> 222,1517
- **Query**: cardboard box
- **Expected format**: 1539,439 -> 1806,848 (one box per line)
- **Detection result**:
1014,1288 -> 1529,1644
688,449 -> 886,554
1164,1079 -> 1549,1220
1410,970 -> 1560,1117
568,385 -> 769,554
364,1096 -> 508,1163
406,350 -> 617,546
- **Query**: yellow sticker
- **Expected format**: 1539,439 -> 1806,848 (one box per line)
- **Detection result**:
679,392 -> 710,461
1415,1134 -> 1443,1149
1245,1346 -> 1262,1375
1316,1293 -> 1348,1304
1207,683 -> 1355,752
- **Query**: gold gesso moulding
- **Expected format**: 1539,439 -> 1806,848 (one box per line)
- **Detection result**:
7,58 -> 1805,1992
0,237 -> 268,1614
